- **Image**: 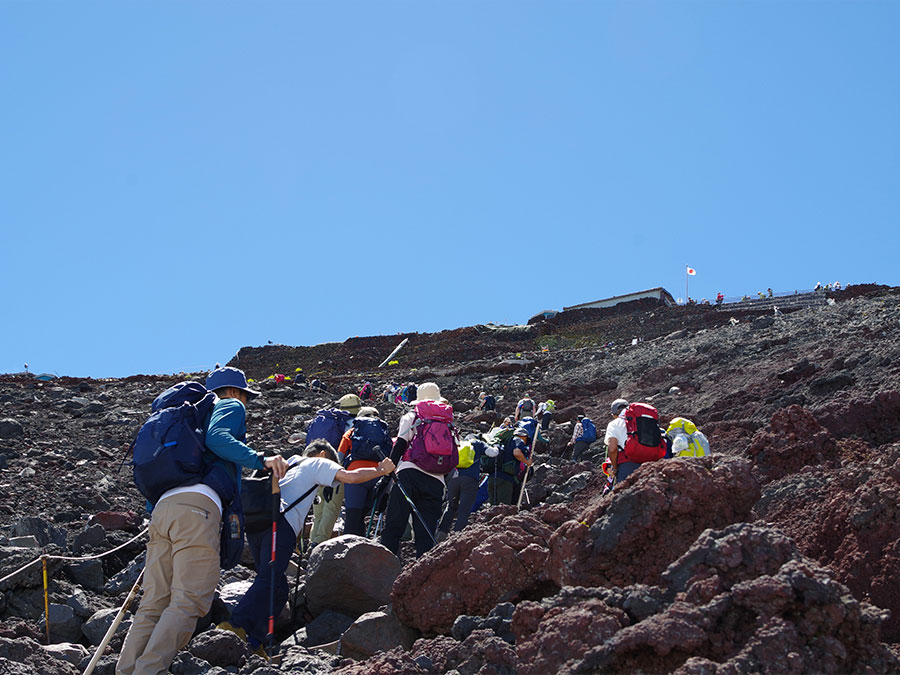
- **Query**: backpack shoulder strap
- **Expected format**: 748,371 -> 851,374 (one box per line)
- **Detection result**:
281,483 -> 319,516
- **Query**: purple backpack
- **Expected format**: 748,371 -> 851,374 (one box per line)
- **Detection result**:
403,400 -> 458,474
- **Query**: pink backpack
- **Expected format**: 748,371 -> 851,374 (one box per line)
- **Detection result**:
403,400 -> 459,474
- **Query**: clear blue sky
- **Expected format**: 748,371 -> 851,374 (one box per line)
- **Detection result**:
2,1 -> 898,378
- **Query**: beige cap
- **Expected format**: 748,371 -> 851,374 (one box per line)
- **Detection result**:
336,394 -> 363,415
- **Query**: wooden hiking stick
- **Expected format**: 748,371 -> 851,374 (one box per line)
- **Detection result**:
83,568 -> 144,675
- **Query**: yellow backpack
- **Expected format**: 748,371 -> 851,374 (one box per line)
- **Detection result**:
457,442 -> 476,469
665,417 -> 708,457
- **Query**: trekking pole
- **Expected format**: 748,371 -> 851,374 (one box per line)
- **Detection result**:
374,447 -> 437,546
266,473 -> 281,661
517,427 -> 541,509
82,568 -> 144,675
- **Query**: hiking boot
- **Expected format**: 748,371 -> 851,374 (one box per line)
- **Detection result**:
216,621 -> 247,641
251,643 -> 269,661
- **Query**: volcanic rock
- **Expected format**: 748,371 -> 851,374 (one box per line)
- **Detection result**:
186,628 -> 247,667
0,419 -> 24,439
548,456 -> 759,588
0,635 -> 78,674
392,508 -> 556,635
88,510 -> 141,532
73,523 -> 106,555
339,606 -> 420,661
12,516 -> 67,548
43,642 -> 90,666
66,559 -> 105,591
514,524 -> 898,674
45,602 -> 83,643
301,609 -> 355,647
81,606 -> 131,646
305,535 -> 400,618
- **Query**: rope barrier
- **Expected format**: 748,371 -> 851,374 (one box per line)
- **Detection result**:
0,527 -> 148,587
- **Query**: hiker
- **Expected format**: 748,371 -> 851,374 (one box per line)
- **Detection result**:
486,428 -> 531,505
814,282 -> 822,292
665,417 -> 710,458
767,287 -> 774,298
478,391 -> 497,412
604,399 -> 633,481
380,382 -> 454,558
567,414 -> 598,461
716,292 -> 724,306
536,399 -> 555,431
834,281 -> 842,291
437,438 -> 488,538
336,406 -> 393,536
359,381 -> 373,400
310,378 -> 327,392
605,398 -> 667,487
219,439 -> 394,657
308,394 -> 362,545
118,367 -> 290,675
514,393 -> 536,422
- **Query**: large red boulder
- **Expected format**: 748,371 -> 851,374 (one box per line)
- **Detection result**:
547,456 -> 759,588
391,509 -> 556,635
815,390 -> 900,446
746,405 -> 838,484
754,442 -> 900,641
513,524 -> 899,674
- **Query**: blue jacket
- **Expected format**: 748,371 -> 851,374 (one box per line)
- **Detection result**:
204,398 -> 266,489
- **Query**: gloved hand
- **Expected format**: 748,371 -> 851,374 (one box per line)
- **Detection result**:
323,486 -> 334,502
672,435 -> 689,454
485,446 -> 499,458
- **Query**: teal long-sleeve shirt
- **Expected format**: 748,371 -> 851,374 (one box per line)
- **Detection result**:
205,398 -> 266,475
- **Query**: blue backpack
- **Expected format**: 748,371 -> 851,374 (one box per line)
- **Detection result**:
131,382 -> 218,505
306,408 -> 354,449
579,418 -> 598,443
345,417 -> 392,467
516,417 -> 538,443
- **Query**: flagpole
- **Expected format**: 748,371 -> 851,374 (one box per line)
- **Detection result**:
685,267 -> 689,305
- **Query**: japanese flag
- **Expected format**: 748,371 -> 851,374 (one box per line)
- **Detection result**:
686,266 -> 697,276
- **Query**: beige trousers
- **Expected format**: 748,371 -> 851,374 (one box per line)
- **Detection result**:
310,484 -> 343,543
117,492 -> 221,675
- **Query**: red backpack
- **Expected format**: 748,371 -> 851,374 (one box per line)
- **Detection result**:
621,402 -> 667,464
403,400 -> 459,474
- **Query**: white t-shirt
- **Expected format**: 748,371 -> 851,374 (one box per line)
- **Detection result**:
395,410 -> 445,484
157,483 -> 223,515
605,416 -> 627,448
279,456 -> 341,537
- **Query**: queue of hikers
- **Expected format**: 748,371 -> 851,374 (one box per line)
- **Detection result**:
119,365 -> 709,672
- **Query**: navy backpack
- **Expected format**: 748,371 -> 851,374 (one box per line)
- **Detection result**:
345,417 -> 393,466
131,382 -> 218,505
306,408 -> 354,449
579,417 -> 598,443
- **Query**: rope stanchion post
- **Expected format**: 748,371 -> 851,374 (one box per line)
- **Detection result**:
42,555 -> 50,645
0,526 -> 150,651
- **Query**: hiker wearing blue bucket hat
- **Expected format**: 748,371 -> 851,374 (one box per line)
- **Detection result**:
119,366 -> 288,675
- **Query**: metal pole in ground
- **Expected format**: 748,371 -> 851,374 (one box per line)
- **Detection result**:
83,568 -> 145,675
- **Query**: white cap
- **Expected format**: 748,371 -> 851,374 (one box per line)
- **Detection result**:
416,382 -> 441,402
